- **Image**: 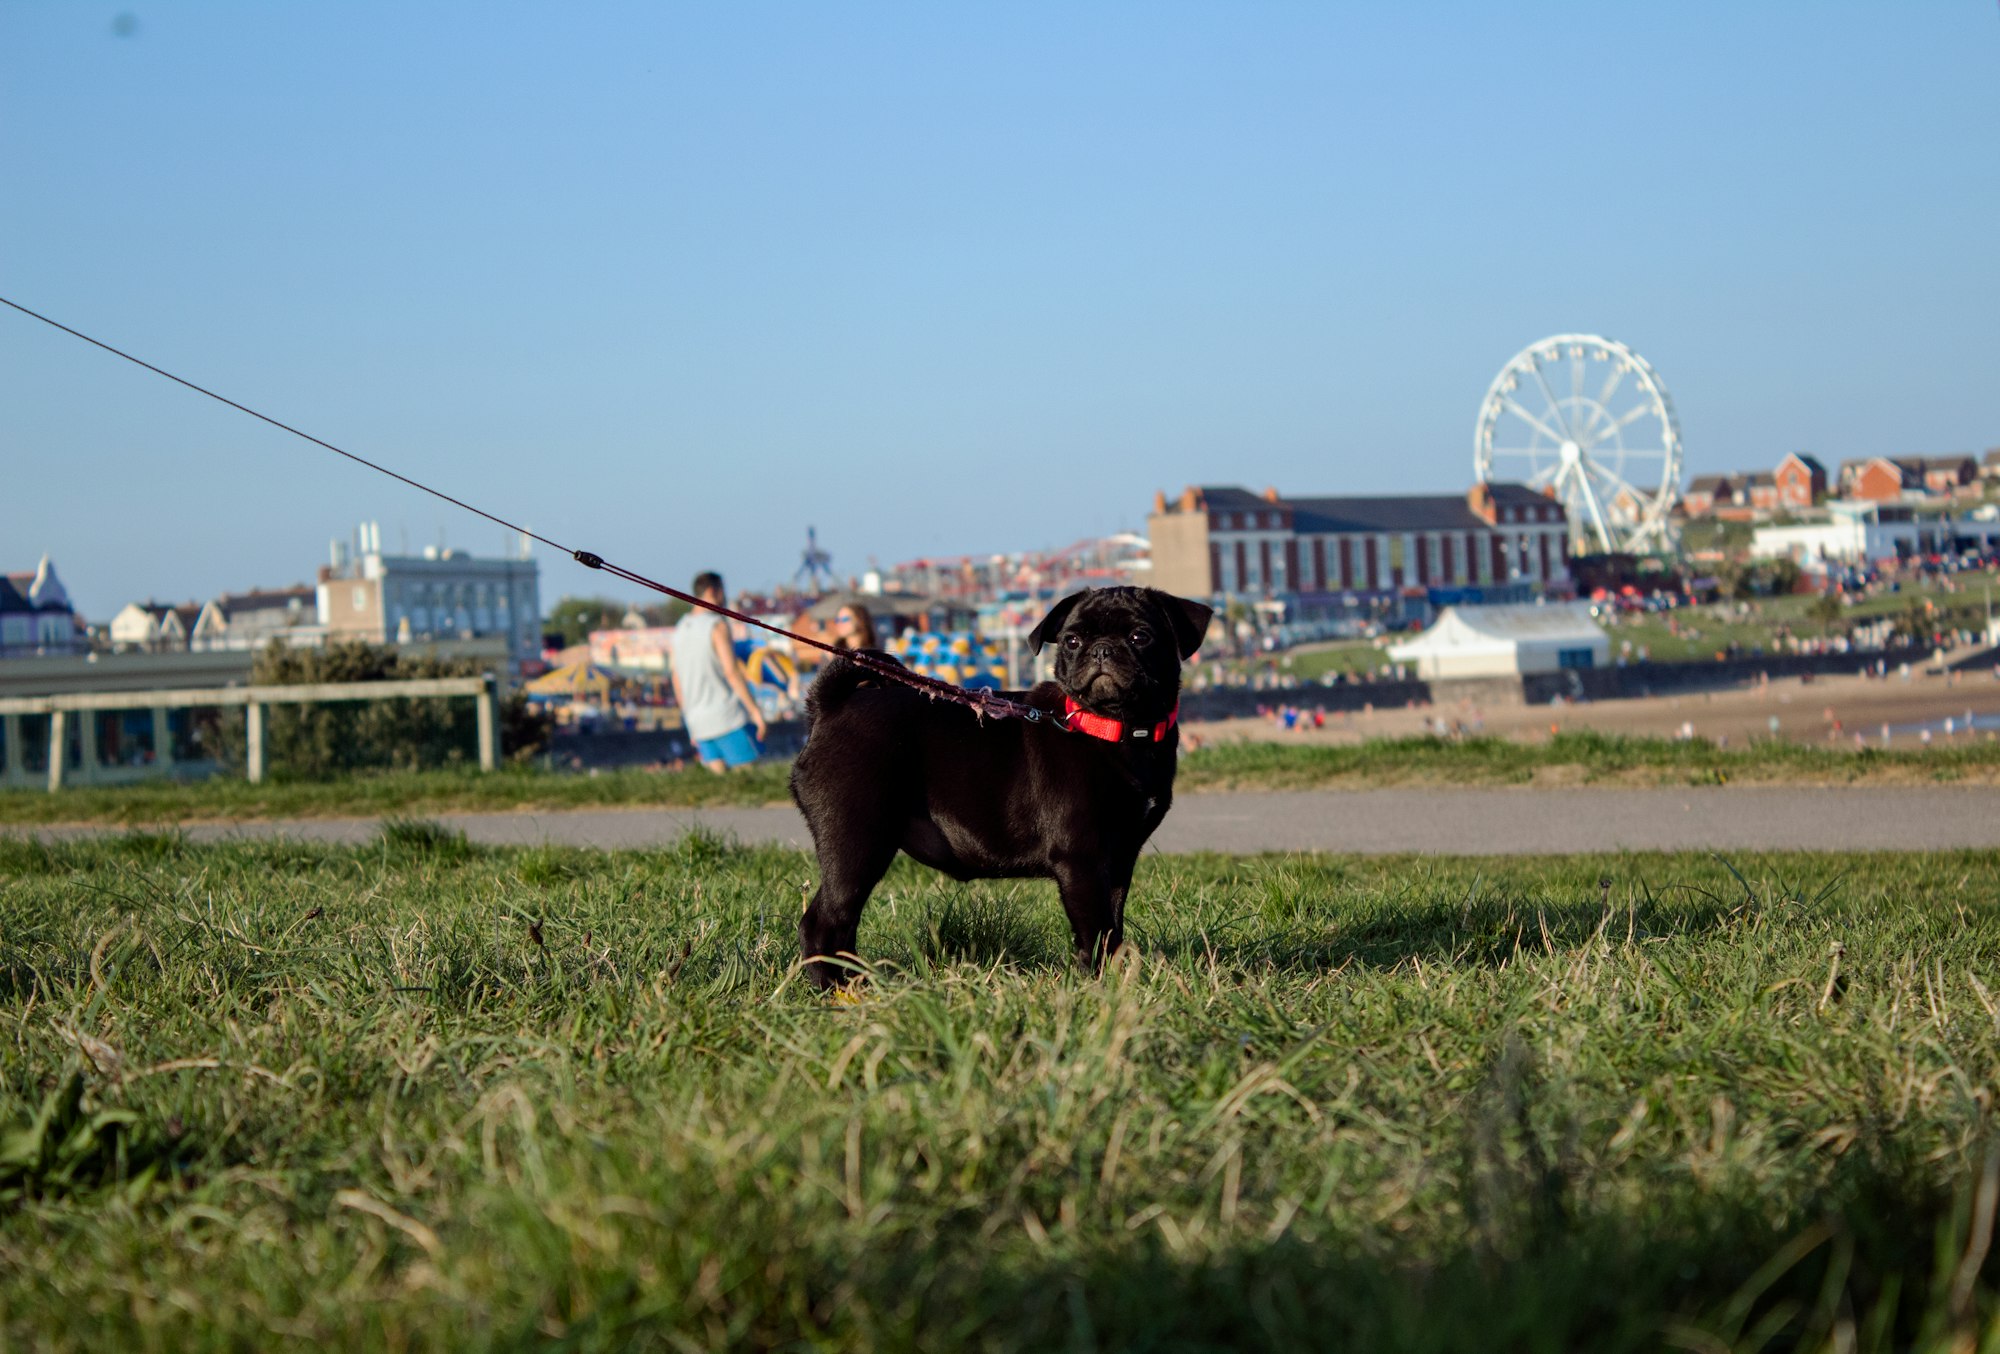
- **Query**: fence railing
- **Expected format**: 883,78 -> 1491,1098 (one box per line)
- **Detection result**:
0,676 -> 499,791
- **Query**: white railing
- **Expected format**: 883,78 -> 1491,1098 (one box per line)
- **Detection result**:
0,676 -> 500,791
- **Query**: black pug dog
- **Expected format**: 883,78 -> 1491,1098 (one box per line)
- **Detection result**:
789,586 -> 1212,988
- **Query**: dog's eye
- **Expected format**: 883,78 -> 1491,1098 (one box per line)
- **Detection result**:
1130,627 -> 1153,647
1062,634 -> 1082,651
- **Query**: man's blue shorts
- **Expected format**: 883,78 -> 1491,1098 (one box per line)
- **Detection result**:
695,725 -> 761,768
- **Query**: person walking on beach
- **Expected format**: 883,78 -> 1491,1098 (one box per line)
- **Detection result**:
670,572 -> 768,772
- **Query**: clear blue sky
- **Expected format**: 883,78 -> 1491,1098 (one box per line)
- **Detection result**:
4,2 -> 1996,619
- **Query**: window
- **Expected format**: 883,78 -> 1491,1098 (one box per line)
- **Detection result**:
351,586 -> 366,610
1557,647 -> 1596,670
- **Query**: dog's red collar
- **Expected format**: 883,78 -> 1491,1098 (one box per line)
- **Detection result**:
1059,696 -> 1178,744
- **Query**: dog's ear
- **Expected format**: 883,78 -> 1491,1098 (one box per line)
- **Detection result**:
1026,590 -> 1088,655
1153,591 -> 1214,661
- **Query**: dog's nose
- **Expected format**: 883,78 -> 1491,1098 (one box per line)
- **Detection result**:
1089,641 -> 1116,661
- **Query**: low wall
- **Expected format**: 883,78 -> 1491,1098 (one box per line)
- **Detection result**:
550,718 -> 807,770
1601,645 -> 1927,699
1189,643 -> 1950,716
1181,681 -> 1431,721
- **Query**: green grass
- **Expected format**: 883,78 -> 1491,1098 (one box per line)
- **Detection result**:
1176,731 -> 2000,789
3,833 -> 2000,1348
6,733 -> 2000,829
0,761 -> 799,825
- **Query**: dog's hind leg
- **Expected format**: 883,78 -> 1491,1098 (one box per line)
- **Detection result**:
799,837 -> 897,990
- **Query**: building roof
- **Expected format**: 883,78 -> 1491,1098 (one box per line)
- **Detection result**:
1781,452 -> 1826,475
1388,603 -> 1607,659
127,600 -> 201,627
1686,474 -> 1733,494
4,555 -> 71,612
1841,457 -> 1924,486
1479,482 -> 1561,507
1289,494 -> 1490,534
1190,485 -> 1278,513
214,585 -> 315,617
1167,482 -> 1561,533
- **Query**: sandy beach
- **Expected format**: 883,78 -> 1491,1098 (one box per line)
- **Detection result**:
1187,665 -> 2000,749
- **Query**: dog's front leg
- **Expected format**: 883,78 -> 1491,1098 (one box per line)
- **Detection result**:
1052,855 -> 1118,974
1106,855 -> 1137,960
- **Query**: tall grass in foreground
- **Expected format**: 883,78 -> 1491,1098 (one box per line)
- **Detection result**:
2,835 -> 1999,1350
6,732 -> 2000,827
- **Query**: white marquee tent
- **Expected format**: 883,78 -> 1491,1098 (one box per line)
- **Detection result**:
1388,603 -> 1609,680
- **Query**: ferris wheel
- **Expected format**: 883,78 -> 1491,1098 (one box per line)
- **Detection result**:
1473,334 -> 1682,555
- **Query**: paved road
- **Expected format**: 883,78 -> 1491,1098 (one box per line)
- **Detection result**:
20,786 -> 2000,854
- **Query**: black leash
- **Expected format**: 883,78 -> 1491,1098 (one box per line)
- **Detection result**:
0,295 -> 1054,726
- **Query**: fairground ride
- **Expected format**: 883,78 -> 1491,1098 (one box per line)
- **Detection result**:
1474,334 -> 1683,556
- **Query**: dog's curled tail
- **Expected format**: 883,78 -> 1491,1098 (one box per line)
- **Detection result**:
805,651 -> 904,722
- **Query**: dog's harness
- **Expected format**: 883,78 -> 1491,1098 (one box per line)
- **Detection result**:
1056,696 -> 1179,744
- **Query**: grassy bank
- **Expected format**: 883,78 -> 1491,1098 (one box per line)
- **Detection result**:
1175,730 -> 2000,791
2,833 -> 1999,1348
5,732 -> 2000,828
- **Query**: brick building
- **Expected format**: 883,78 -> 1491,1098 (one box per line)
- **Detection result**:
1773,453 -> 1827,509
1838,455 -> 1981,503
1148,482 -> 1569,605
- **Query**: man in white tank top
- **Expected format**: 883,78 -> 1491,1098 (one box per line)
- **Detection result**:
670,572 -> 769,772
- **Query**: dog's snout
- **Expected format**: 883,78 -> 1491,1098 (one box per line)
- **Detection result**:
1089,640 -> 1116,661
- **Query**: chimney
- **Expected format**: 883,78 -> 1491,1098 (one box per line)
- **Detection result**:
1179,487 -> 1202,512
1467,483 -> 1495,523
1262,486 -> 1281,503
1152,490 -> 1168,515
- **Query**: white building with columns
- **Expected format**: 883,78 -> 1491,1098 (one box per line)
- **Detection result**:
317,522 -> 542,674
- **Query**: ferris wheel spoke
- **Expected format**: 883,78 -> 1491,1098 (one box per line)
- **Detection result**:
1500,399 -> 1566,444
1563,463 -> 1615,554
1526,363 -> 1576,440
1595,362 -> 1628,411
1605,403 -> 1653,433
1583,459 -> 1639,512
